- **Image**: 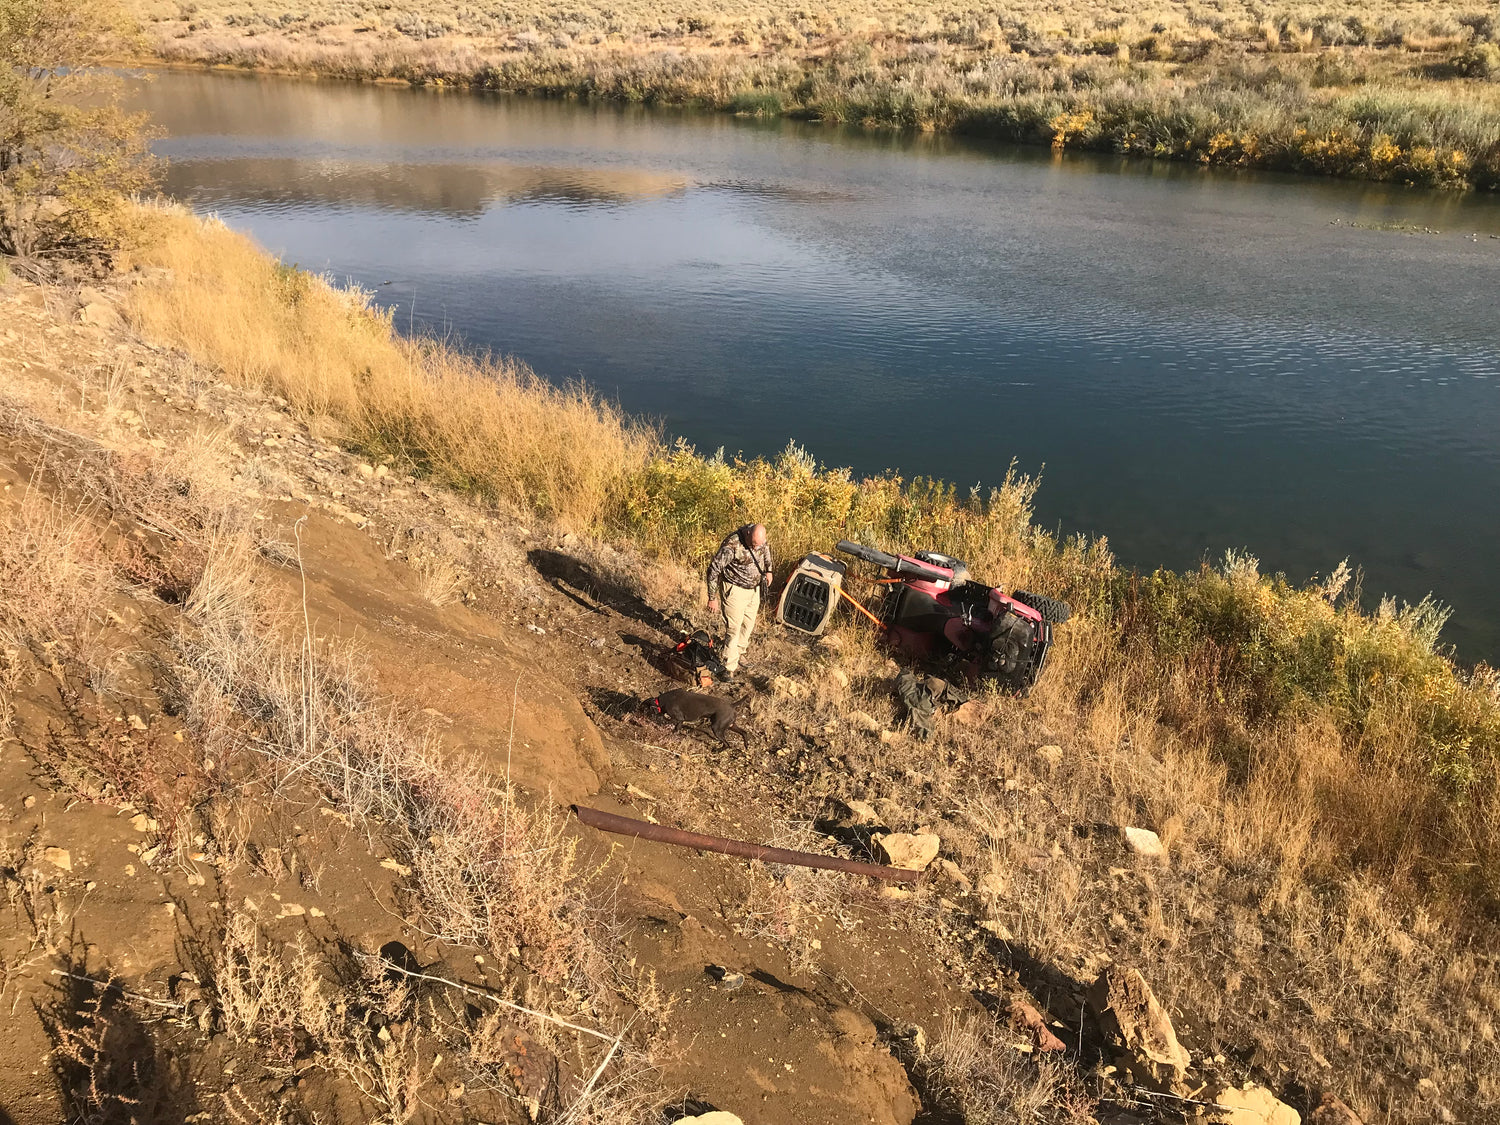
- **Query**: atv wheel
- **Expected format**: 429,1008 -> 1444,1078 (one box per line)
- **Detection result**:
983,616 -> 1036,693
1011,590 -> 1072,624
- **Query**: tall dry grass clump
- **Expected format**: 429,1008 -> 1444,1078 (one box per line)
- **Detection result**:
128,205 -> 654,525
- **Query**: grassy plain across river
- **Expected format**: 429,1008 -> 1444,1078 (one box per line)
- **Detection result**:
132,0 -> 1500,188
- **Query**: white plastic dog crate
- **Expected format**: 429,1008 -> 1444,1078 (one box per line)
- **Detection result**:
776,552 -> 847,635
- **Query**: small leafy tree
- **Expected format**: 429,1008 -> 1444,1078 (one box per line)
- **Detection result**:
0,0 -> 158,260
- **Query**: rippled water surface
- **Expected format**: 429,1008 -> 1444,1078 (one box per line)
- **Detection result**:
132,71 -> 1500,658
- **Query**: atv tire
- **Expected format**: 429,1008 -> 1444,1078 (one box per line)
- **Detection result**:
1012,590 -> 1072,624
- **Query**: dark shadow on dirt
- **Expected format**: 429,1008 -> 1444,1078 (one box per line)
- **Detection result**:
662,1097 -> 725,1121
527,548 -> 680,634
586,686 -> 641,721
877,1019 -> 965,1125
748,968 -> 810,995
41,952 -> 197,1125
811,817 -> 887,863
976,938 -> 1097,1058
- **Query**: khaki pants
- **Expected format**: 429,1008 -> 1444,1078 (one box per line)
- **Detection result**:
720,583 -> 760,674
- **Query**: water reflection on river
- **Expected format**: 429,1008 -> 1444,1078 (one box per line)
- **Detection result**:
132,70 -> 1500,659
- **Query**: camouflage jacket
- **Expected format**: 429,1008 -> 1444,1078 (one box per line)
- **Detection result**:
706,526 -> 772,593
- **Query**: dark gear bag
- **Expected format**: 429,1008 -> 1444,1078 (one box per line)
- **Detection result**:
668,630 -> 725,689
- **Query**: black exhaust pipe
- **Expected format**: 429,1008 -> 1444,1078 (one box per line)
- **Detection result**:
835,540 -> 950,584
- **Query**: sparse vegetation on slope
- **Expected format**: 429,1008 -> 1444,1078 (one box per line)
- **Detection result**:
0,314 -> 666,1122
6,205 -> 1500,1122
126,207 -> 1500,922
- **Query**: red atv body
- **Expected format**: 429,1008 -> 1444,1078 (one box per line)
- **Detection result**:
834,540 -> 1071,693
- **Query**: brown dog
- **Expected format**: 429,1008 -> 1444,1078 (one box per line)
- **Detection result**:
646,689 -> 749,748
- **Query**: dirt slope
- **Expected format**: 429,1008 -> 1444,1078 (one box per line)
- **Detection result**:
0,273 -> 975,1124
3,267 -> 1491,1125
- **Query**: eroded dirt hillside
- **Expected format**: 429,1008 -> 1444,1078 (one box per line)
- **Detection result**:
1,270 -> 1493,1125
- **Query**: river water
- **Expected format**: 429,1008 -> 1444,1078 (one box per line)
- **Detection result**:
129,70 -> 1500,661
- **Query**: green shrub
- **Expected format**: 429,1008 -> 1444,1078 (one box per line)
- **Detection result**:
1455,42 -> 1500,80
0,0 -> 160,259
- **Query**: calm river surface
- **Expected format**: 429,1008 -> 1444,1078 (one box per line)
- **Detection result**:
131,70 -> 1500,660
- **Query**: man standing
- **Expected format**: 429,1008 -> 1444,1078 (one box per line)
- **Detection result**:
706,523 -> 772,683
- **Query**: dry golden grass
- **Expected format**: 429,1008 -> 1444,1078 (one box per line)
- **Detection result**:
128,205 -> 655,527
926,1013 -> 1091,1124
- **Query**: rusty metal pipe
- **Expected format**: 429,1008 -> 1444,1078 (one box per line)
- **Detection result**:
573,806 -> 919,884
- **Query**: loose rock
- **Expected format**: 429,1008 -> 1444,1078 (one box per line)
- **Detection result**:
771,676 -> 808,700
1086,966 -> 1190,1085
1036,744 -> 1063,766
1214,1084 -> 1301,1125
953,700 -> 990,727
937,858 -> 970,886
79,302 -> 122,330
44,846 -> 72,871
848,710 -> 882,733
1309,1094 -> 1362,1125
874,831 -> 940,871
1009,998 -> 1066,1052
677,1114 -> 744,1125
1122,826 -> 1165,859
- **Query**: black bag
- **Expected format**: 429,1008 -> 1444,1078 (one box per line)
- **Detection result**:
668,630 -> 725,688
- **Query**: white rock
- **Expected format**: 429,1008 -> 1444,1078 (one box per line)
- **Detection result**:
771,676 -> 808,700
1215,1085 -> 1301,1125
1036,744 -> 1063,766
79,302 -> 122,330
44,846 -> 72,871
677,1114 -> 744,1125
827,667 -> 850,689
842,799 -> 879,825
875,831 -> 940,871
1122,826 -> 1165,859
848,710 -> 882,733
